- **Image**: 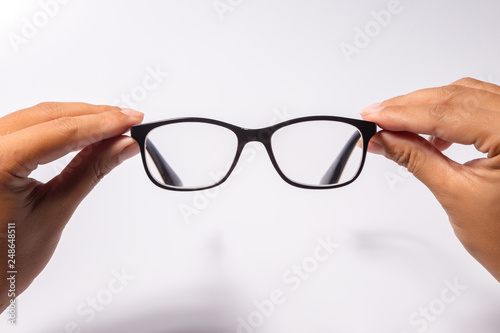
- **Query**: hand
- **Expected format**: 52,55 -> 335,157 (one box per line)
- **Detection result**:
361,78 -> 500,282
0,102 -> 144,313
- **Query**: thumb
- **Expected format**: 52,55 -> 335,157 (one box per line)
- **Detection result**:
371,130 -> 460,199
42,136 -> 140,222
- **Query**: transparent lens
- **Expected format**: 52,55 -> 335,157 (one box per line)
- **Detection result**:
145,122 -> 238,189
271,120 -> 363,187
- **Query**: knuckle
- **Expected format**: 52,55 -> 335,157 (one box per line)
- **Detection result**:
88,167 -> 103,188
35,102 -> 64,119
391,142 -> 427,177
428,104 -> 450,124
439,84 -> 464,104
395,145 -> 414,169
95,104 -> 121,112
441,84 -> 484,109
452,77 -> 481,87
72,102 -> 116,114
89,157 -> 117,188
475,133 -> 500,157
428,104 -> 463,137
52,117 -> 79,139
428,103 -> 451,118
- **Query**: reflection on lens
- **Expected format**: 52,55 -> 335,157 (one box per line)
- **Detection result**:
145,122 -> 238,189
271,120 -> 363,187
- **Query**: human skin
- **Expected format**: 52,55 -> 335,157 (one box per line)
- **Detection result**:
0,102 -> 144,313
361,78 -> 500,282
1,80 -> 499,314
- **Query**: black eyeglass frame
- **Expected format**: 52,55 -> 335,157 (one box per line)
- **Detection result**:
131,116 -> 377,191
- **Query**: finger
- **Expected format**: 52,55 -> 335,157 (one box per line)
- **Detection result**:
38,136 -> 140,228
0,102 -> 123,136
366,130 -> 453,155
370,130 -> 461,199
380,85 -> 500,110
452,77 -> 500,96
429,136 -> 453,151
0,110 -> 143,177
361,105 -> 500,155
366,140 -> 386,155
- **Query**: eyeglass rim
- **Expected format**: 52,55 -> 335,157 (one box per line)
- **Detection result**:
131,116 -> 377,191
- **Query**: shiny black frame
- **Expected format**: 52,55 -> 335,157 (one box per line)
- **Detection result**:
131,116 -> 377,191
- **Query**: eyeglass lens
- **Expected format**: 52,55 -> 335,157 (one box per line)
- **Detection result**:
144,120 -> 363,190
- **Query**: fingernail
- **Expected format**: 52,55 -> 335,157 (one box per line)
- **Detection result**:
360,103 -> 384,116
119,142 -> 140,163
367,136 -> 386,155
121,108 -> 144,118
367,141 -> 386,155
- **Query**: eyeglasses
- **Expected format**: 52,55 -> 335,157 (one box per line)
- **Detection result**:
131,116 -> 377,191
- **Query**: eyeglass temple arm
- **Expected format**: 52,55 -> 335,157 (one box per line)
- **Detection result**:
320,131 -> 361,185
145,139 -> 183,187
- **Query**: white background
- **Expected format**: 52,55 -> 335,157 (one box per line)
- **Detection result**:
0,0 -> 499,332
